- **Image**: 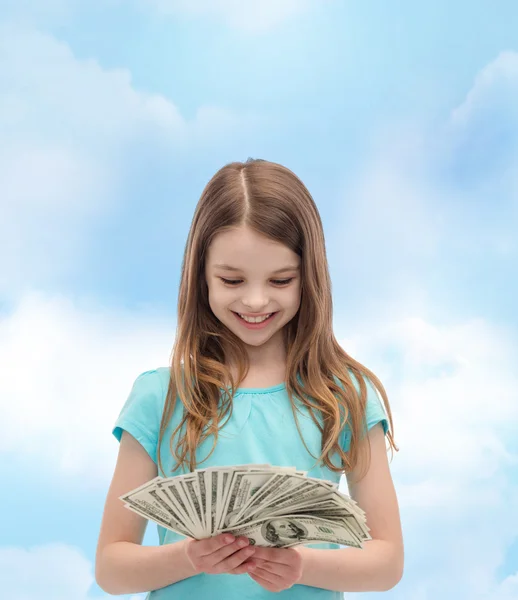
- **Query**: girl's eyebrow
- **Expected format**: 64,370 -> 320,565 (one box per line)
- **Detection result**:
213,263 -> 300,274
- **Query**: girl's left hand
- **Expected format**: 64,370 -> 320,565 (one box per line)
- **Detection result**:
232,546 -> 303,592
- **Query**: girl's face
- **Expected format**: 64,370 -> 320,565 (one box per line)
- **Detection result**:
204,225 -> 302,350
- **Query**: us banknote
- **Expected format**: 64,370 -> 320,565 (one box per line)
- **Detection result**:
120,464 -> 371,548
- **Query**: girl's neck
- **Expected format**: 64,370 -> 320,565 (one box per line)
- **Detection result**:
229,362 -> 287,389
226,328 -> 287,369
226,335 -> 288,387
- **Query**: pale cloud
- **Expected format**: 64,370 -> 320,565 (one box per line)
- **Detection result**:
0,543 -> 94,599
337,313 -> 518,599
0,0 -> 75,26
0,291 -> 175,483
0,24 -> 180,300
0,541 -> 148,599
1,16 -> 517,600
1,276 -> 516,598
340,127 -> 444,264
146,0 -> 316,33
0,24 -> 253,301
3,0 -> 321,33
345,316 -> 518,504
338,51 -> 518,300
443,50 -> 518,210
450,50 -> 518,128
493,573 -> 518,600
0,25 -> 182,138
334,51 -> 518,599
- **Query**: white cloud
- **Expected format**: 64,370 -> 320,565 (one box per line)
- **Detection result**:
0,24 -> 253,301
0,291 -> 175,483
1,292 -> 514,599
0,0 -> 75,26
339,124 -> 444,266
493,573 -> 518,600
146,0 -> 316,33
443,50 -> 518,205
1,19 -> 517,600
346,316 -> 518,504
338,51 -> 518,297
334,51 -> 518,599
0,24 -> 180,301
0,25 -> 182,138
450,50 -> 518,128
0,543 -> 94,599
3,0 -> 319,32
337,314 -> 518,599
0,541 -> 149,599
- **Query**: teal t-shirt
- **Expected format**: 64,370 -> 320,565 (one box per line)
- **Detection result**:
112,367 -> 389,599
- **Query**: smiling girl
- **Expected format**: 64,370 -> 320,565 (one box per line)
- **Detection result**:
95,158 -> 403,599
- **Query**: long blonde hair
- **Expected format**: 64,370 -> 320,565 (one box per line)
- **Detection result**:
158,158 -> 398,477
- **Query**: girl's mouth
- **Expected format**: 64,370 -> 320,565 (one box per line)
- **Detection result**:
232,311 -> 278,329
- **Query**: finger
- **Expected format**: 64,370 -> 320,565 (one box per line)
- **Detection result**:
227,564 -> 249,575
210,537 -> 251,565
215,546 -> 255,573
198,533 -> 236,557
227,559 -> 253,575
249,558 -> 291,577
250,565 -> 284,585
249,571 -> 279,592
251,546 -> 298,565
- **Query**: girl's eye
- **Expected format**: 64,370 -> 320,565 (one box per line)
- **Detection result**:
272,278 -> 294,286
220,278 -> 294,286
220,278 -> 242,285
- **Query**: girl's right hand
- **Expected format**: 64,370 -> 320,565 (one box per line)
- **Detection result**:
184,533 -> 255,575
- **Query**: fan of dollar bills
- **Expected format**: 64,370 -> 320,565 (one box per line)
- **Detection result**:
120,464 -> 371,548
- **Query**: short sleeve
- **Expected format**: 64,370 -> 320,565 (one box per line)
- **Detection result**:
112,369 -> 164,464
362,375 -> 389,435
338,370 -> 389,453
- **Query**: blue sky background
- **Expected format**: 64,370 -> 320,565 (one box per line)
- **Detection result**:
1,1 -> 517,598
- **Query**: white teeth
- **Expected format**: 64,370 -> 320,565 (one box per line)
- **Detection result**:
238,313 -> 272,323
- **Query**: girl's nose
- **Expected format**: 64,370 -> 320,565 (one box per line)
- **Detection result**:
241,291 -> 270,311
